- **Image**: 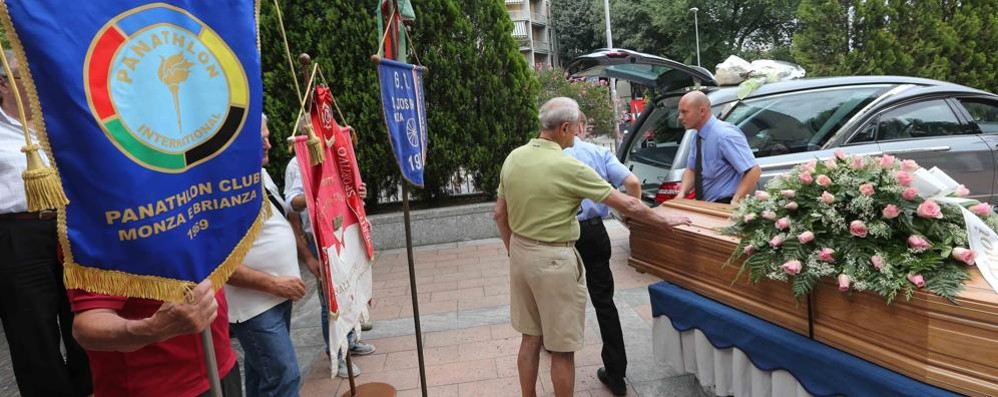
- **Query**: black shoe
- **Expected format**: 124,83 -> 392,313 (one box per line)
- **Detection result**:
597,367 -> 627,396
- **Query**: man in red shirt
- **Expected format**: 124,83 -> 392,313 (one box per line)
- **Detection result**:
69,279 -> 241,397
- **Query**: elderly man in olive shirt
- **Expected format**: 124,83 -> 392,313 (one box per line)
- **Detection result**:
494,97 -> 690,397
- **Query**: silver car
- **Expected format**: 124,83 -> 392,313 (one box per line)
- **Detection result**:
568,49 -> 998,205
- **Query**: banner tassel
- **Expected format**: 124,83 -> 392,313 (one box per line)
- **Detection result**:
307,127 -> 324,166
21,144 -> 68,211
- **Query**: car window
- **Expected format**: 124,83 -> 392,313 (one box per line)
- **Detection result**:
959,99 -> 998,134
875,100 -> 967,141
723,86 -> 887,158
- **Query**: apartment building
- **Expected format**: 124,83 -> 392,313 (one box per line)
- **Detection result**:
505,0 -> 558,68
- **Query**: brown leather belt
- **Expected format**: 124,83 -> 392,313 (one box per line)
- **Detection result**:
0,210 -> 57,221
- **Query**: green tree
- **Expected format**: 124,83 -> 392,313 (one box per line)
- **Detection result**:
259,0 -> 393,206
406,0 -> 477,200
794,0 -> 998,93
551,0 -> 600,61
791,0 -> 856,76
460,0 -> 539,198
599,0 -> 800,67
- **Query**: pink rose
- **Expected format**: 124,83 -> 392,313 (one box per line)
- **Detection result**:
902,159 -> 919,172
782,260 -> 802,275
819,248 -> 835,263
895,171 -> 913,186
824,158 -> 839,170
907,274 -> 925,288
970,203 -> 992,217
755,191 -> 771,201
952,247 -> 977,266
834,150 -> 847,160
903,187 -> 919,201
849,220 -> 868,238
785,201 -> 799,211
882,204 -> 900,219
837,274 -> 851,291
878,154 -> 896,168
820,191 -> 835,204
799,171 -> 813,185
916,200 -> 943,219
770,235 -> 784,249
816,174 -> 832,187
781,189 -> 796,198
871,255 -> 883,270
743,245 -> 755,255
762,210 -> 777,221
956,184 -> 970,197
775,217 -> 791,230
743,213 -> 757,223
851,157 -> 865,169
803,160 -> 817,173
908,235 -> 932,250
859,183 -> 875,196
798,231 -> 815,244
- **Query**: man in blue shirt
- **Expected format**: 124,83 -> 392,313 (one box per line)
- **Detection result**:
563,114 -> 640,396
676,91 -> 760,203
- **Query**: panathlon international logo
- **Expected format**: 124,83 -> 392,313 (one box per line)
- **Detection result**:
84,4 -> 249,172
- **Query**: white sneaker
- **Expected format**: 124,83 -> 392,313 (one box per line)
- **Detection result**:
350,341 -> 377,356
336,358 -> 362,378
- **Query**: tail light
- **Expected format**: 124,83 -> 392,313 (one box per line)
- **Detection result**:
654,182 -> 695,204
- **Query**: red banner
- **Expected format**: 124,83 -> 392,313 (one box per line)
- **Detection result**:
309,86 -> 375,259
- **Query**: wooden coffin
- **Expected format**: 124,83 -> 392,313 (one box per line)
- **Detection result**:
630,199 -> 998,396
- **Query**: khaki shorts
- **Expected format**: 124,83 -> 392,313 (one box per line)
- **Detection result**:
509,234 -> 588,352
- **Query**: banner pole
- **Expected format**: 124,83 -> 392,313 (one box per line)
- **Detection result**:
402,182 -> 429,397
200,328 -> 222,397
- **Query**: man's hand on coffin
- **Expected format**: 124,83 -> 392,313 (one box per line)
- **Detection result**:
603,190 -> 690,231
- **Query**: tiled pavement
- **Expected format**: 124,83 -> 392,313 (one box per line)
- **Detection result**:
300,221 -> 710,397
0,221 -> 708,397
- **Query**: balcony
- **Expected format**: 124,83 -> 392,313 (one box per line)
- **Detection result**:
516,37 -> 531,51
507,10 -> 528,21
532,40 -> 551,53
530,12 -> 547,25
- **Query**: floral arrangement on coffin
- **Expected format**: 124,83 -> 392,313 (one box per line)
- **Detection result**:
722,151 -> 998,303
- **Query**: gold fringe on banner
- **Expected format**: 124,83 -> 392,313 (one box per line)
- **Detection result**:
64,200 -> 271,303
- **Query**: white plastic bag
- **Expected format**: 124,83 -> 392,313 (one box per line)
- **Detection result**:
748,60 -> 806,83
715,55 -> 751,85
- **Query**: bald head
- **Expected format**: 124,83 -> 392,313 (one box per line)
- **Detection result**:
678,91 -> 711,130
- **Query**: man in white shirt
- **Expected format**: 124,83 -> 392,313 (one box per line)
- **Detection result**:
0,49 -> 93,396
226,115 -> 306,396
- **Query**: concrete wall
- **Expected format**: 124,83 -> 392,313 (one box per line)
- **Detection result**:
367,202 -> 499,250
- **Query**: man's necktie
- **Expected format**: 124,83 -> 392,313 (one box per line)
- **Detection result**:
695,133 -> 704,201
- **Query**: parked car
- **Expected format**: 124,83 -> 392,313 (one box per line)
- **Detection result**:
567,49 -> 998,206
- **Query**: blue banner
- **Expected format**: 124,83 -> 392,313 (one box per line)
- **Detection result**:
2,0 -> 265,302
377,58 -> 427,186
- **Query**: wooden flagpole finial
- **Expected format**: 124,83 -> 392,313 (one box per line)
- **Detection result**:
0,42 -> 68,211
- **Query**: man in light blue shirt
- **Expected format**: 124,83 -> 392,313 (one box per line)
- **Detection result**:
676,91 -> 760,203
563,114 -> 640,396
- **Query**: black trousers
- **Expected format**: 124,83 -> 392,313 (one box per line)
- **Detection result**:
575,219 -> 627,380
197,364 -> 243,397
0,218 -> 92,396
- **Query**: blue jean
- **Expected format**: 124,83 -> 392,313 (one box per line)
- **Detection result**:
230,300 -> 301,397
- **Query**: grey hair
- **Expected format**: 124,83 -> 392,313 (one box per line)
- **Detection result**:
261,113 -> 268,124
538,97 -> 581,131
